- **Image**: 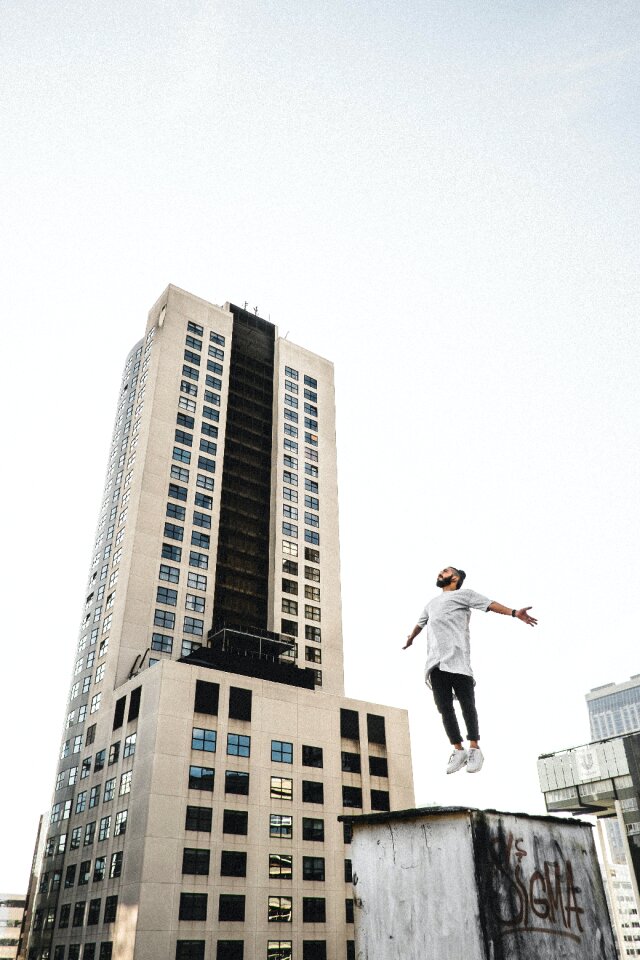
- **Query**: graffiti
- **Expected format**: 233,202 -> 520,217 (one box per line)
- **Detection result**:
489,831 -> 585,944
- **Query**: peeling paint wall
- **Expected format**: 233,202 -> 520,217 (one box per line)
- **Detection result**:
350,809 -> 617,960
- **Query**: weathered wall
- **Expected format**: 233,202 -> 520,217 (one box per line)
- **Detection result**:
350,807 -> 617,960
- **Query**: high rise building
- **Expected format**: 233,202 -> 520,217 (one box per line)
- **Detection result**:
587,676 -> 640,741
0,895 -> 26,960
25,286 -> 414,960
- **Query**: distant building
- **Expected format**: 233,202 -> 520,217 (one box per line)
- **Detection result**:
0,896 -> 26,960
587,676 -> 640,740
24,286 -> 415,960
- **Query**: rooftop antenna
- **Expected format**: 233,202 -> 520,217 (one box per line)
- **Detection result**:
254,306 -> 259,315
243,301 -> 248,310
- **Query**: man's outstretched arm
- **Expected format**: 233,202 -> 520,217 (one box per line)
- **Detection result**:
488,602 -> 537,626
402,624 -> 423,649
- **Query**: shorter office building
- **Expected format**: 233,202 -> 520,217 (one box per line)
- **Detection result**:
538,732 -> 640,957
0,896 -> 26,960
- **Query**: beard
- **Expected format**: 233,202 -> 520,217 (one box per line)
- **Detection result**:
436,575 -> 454,588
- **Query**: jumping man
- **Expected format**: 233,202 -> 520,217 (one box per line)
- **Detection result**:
403,566 -> 537,774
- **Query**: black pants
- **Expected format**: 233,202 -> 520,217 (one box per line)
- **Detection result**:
430,667 -> 480,745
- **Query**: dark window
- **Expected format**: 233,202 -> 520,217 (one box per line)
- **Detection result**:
269,853 -> 293,878
86,723 -> 96,745
340,709 -> 359,740
194,680 -> 219,715
225,771 -> 249,795
167,502 -> 186,521
216,943 -> 244,960
303,943 -> 327,960
58,904 -> 71,928
281,619 -> 298,637
176,943 -> 205,960
159,563 -> 180,583
268,896 -> 292,922
128,687 -> 141,723
182,848 -> 210,875
341,752 -> 361,774
302,781 -> 324,804
220,851 -> 247,877
164,522 -> 184,541
87,899 -> 101,925
371,789 -> 390,811
367,713 -> 386,745
228,687 -> 252,721
83,946 -> 96,960
64,864 -> 76,888
345,899 -> 354,923
302,818 -> 324,842
223,809 -> 248,835
179,893 -> 207,921
302,857 -> 325,881
302,745 -> 323,768
188,321 -> 204,336
342,786 -> 362,809
104,896 -> 118,923
369,756 -> 388,777
346,941 -> 355,960
72,901 -> 85,927
218,895 -> 245,922
302,898 -> 326,923
185,806 -> 213,833
169,483 -> 188,502
157,585 -> 178,605
113,696 -> 125,730
343,821 -> 353,844
177,412 -> 196,429
162,543 -> 183,561
189,766 -> 214,791
109,851 -> 123,879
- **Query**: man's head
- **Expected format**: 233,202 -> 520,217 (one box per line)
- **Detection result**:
436,566 -> 466,590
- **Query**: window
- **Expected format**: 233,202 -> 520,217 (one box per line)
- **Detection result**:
283,486 -> 298,502
65,864 -> 77,888
283,504 -> 298,520
171,464 -> 190,482
194,680 -> 219,715
99,815 -> 111,840
282,522 -> 298,538
73,901 -> 86,927
151,632 -> 173,653
192,727 -> 216,752
225,771 -> 249,795
269,897 -> 292,923
283,457 -> 297,471
345,899 -> 354,923
302,781 -> 324,804
304,375 -> 317,388
90,692 -> 102,714
189,550 -> 209,569
283,470 -> 298,486
272,740 -> 293,763
341,752 -> 361,773
282,540 -> 298,557
191,531 -> 210,549
285,380 -> 298,394
220,851 -> 247,877
209,342 -> 225,358
229,687 -> 252,721
369,756 -> 388,777
302,745 -> 323,768
109,851 -> 123,879
162,543 -> 182,561
342,786 -> 362,809
367,713 -> 387,745
186,593 -> 206,612
167,501 -> 186,520
302,943 -> 326,960
267,943 -> 292,960
172,447 -> 191,465
182,365 -> 199,381
88,898 -> 101,926
340,709 -> 359,740
305,625 -> 321,643
219,895 -> 245,921
270,777 -> 293,801
89,785 -> 100,807
179,395 -> 197,413
305,605 -> 321,622
305,565 -> 320,582
223,809 -> 248,835
176,941 -> 205,960
305,646 -> 321,664
371,789 -> 390,811
284,423 -> 298,437
344,858 -> 352,882
197,456 -> 215,473
302,898 -> 326,923
58,904 -> 71,928
227,733 -> 250,757
302,818 -> 324,842
184,616 -> 204,636
114,809 -> 128,836
283,438 -> 298,453
157,586 -> 178,606
185,806 -> 212,833
119,771 -> 132,795
269,814 -> 292,839
182,639 -> 202,657
189,766 -> 214,791
164,522 -> 184,541
305,547 -> 320,562
179,893 -> 207,921
177,412 -> 196,429
76,791 -> 87,813
269,854 -> 292,879
281,619 -> 298,637
305,586 -> 320,602
282,578 -> 298,595
84,822 -> 96,845
282,598 -> 298,615
305,530 -> 320,545
302,856 -> 325,881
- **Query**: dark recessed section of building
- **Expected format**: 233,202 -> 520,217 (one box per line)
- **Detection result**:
180,626 -> 316,690
213,305 -> 275,633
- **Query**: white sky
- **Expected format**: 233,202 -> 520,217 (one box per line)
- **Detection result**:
2,0 -> 639,891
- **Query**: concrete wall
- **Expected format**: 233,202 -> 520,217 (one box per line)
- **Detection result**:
349,806 -> 617,960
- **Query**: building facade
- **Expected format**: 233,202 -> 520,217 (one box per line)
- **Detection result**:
1,895 -> 26,960
25,286 -> 415,960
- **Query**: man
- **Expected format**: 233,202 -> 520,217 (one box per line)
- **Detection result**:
403,566 -> 537,774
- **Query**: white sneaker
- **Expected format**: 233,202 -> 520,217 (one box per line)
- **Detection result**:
466,747 -> 484,773
446,749 -> 468,774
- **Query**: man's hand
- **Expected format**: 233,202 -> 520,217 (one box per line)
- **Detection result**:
402,637 -> 413,650
402,624 -> 422,649
515,607 -> 537,626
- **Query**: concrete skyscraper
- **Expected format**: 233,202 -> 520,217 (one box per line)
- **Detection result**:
24,286 -> 414,960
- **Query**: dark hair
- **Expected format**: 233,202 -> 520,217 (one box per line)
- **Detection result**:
451,567 -> 466,590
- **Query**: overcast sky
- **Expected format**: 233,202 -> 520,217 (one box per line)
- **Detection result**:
2,0 -> 639,891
